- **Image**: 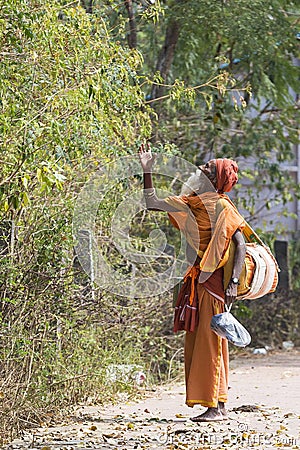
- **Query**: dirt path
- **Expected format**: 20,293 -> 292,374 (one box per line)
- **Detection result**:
5,349 -> 300,449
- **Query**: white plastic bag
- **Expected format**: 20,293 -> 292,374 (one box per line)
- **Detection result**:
210,304 -> 251,347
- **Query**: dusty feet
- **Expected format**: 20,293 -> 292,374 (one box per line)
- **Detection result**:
218,401 -> 228,420
190,407 -> 223,422
190,403 -> 228,422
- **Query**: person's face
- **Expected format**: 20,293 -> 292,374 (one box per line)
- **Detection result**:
199,160 -> 217,186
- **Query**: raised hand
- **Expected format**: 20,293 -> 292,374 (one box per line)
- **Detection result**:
138,142 -> 156,173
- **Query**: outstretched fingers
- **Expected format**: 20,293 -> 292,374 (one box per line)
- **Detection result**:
139,142 -> 151,154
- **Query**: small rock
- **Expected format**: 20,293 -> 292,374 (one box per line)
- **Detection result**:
252,348 -> 267,355
282,341 -> 294,351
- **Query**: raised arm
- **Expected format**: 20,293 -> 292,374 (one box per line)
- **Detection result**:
138,143 -> 180,212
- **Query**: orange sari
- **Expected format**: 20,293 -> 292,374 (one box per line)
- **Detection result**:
165,192 -> 244,408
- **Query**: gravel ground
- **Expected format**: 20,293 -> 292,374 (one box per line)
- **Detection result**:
4,349 -> 300,450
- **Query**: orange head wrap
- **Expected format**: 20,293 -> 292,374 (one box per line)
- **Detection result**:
215,158 -> 238,193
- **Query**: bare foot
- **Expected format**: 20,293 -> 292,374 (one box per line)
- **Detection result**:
190,407 -> 223,422
218,401 -> 228,420
219,408 -> 228,420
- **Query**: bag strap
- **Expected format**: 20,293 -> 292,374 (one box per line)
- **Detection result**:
223,196 -> 280,272
222,196 -> 268,246
225,303 -> 233,313
242,221 -> 265,246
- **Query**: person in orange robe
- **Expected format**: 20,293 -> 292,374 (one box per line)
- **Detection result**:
138,143 -> 246,422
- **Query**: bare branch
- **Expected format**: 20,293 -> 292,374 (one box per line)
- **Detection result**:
124,0 -> 137,49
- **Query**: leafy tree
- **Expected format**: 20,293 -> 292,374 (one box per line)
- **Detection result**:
0,0 -> 154,440
103,0 -> 300,220
0,0 -> 299,442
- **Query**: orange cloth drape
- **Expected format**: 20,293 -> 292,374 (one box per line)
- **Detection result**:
166,192 -> 217,259
199,195 -> 245,277
173,264 -> 224,332
173,266 -> 200,333
165,192 -> 245,283
185,285 -> 229,408
165,192 -> 245,407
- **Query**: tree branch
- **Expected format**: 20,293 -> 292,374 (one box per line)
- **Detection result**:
124,0 -> 137,49
151,18 -> 180,101
81,0 -> 93,14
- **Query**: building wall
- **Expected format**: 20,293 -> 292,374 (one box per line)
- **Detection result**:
234,142 -> 300,240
